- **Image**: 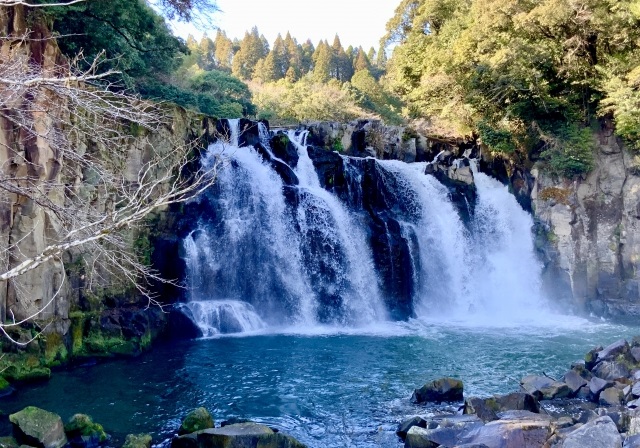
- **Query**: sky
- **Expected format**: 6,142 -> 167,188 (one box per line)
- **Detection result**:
170,0 -> 399,51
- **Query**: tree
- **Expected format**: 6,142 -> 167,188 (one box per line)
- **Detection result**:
232,27 -> 267,80
198,35 -> 216,71
312,40 -> 333,83
214,29 -> 234,71
0,3 -> 223,343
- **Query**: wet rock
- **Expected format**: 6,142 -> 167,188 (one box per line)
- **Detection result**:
590,377 -> 615,400
463,393 -> 539,422
600,387 -> 624,406
564,370 -> 588,395
631,347 -> 640,363
561,416 -> 622,448
0,437 -> 19,448
633,382 -> 640,397
9,407 -> 67,448
396,416 -> 426,440
458,412 -> 551,448
64,414 -> 107,448
178,408 -> 214,435
171,423 -> 305,448
520,375 -> 571,400
593,361 -> 631,381
404,416 -> 482,448
586,346 -> 604,370
411,378 -> 464,404
122,434 -> 151,448
625,434 -> 640,447
576,385 -> 591,399
598,339 -> 629,363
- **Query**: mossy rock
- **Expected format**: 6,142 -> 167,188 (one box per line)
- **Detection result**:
43,333 -> 68,367
3,365 -> 51,383
178,407 -> 214,435
0,377 -> 12,392
9,406 -> 67,448
0,437 -> 19,448
64,414 -> 107,447
122,434 -> 151,448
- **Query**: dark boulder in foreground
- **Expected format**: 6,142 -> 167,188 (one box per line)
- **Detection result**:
171,422 -> 306,448
411,377 -> 464,404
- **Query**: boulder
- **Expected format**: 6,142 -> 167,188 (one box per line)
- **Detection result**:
633,382 -> 640,397
593,361 -> 631,381
590,377 -> 615,400
586,346 -> 604,370
463,393 -> 539,422
625,434 -> 640,447
631,347 -> 640,363
122,434 -> 152,448
178,408 -> 214,435
561,416 -> 622,448
520,375 -> 571,400
411,378 -> 464,404
598,339 -> 629,363
404,416 -> 483,448
171,423 -> 305,448
457,412 -> 551,448
64,414 -> 107,448
397,416 -> 426,440
563,370 -> 588,395
9,407 -> 67,448
600,387 -> 623,406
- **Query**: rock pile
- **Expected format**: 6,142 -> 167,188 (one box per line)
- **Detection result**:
400,337 -> 640,447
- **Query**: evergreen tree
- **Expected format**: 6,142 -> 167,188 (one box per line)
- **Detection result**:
214,30 -> 234,71
312,41 -> 333,83
330,35 -> 351,81
300,39 -> 315,75
375,44 -> 387,69
271,34 -> 289,79
353,46 -> 371,72
198,35 -> 216,70
232,27 -> 267,80
367,47 -> 376,64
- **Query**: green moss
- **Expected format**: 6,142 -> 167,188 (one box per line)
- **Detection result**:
0,354 -> 50,383
332,139 -> 344,152
122,434 -> 152,448
82,332 -> 136,357
0,377 -> 11,392
64,414 -> 108,443
0,436 -> 19,448
133,229 -> 153,266
43,333 -> 68,366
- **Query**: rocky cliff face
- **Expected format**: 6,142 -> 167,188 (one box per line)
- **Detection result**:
0,6 -> 216,369
532,122 -> 640,318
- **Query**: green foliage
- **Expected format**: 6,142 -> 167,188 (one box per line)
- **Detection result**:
477,121 -> 517,153
47,0 -> 184,89
540,123 -> 595,177
384,0 -> 640,175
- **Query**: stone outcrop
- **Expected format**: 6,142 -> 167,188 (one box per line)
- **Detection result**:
531,121 -> 640,317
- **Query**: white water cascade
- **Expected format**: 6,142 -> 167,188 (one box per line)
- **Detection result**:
287,130 -> 386,324
376,160 -> 472,313
180,119 -> 555,335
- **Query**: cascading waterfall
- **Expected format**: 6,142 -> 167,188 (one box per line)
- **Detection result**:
375,160 -> 472,314
287,130 -> 386,324
465,163 -> 547,323
181,119 -> 553,335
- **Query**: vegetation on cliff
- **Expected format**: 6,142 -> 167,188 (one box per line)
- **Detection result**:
383,0 -> 640,177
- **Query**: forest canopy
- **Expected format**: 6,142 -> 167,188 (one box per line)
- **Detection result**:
383,0 -> 640,176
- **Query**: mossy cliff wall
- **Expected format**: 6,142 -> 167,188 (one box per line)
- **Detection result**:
0,6 -> 217,375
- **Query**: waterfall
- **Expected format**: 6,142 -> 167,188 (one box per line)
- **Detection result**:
287,130 -> 386,324
180,120 -> 551,335
374,160 -> 472,313
466,164 -> 547,322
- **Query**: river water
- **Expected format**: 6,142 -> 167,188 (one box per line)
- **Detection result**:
1,320 -> 637,448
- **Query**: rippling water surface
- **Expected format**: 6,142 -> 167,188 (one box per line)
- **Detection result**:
1,319 -> 638,447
